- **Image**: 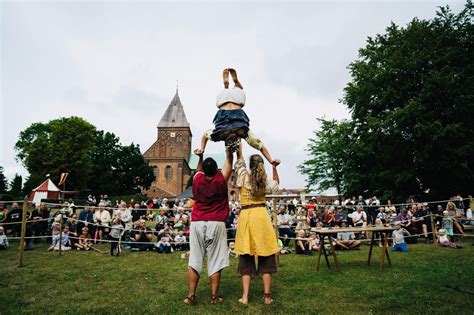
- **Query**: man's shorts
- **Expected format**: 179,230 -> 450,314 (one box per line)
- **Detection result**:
188,221 -> 229,277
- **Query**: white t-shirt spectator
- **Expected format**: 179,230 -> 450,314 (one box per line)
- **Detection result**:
337,231 -> 355,241
277,213 -> 291,228
392,228 -> 409,244
350,211 -> 367,225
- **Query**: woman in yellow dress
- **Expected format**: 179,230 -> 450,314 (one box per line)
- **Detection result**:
234,144 -> 280,305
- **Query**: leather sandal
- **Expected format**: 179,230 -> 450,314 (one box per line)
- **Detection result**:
211,295 -> 223,304
183,295 -> 196,305
262,293 -> 273,305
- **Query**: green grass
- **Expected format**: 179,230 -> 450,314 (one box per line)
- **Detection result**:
1,240 -> 473,314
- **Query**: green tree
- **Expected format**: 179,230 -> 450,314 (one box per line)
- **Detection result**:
15,117 -> 97,191
301,2 -> 474,201
88,131 -> 154,195
0,166 -> 7,194
298,119 -> 352,196
343,2 -> 474,200
9,174 -> 23,197
15,119 -> 154,196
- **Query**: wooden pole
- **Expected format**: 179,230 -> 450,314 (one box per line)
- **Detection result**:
430,214 -> 438,248
272,199 -> 280,267
17,198 -> 28,268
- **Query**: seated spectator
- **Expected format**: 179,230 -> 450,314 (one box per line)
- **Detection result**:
295,230 -> 311,255
93,203 -> 111,243
295,209 -> 309,233
51,216 -> 61,240
155,231 -> 173,253
385,200 -> 396,216
377,207 -> 388,225
66,214 -> 80,246
438,229 -> 463,249
336,221 -> 360,250
77,206 -> 94,236
288,210 -> 297,228
466,196 -> 473,226
324,207 -> 337,227
49,226 -> 72,252
396,209 -> 412,229
75,227 -> 93,251
8,202 -> 23,237
446,201 -> 465,236
131,203 -> 144,224
155,209 -> 168,232
349,205 -> 368,238
30,202 -> 50,242
391,222 -> 410,253
335,206 -> 347,225
0,226 -> 9,250
442,210 -> 454,238
173,207 -> 189,233
307,208 -> 318,228
129,219 -> 154,251
277,205 -> 295,246
0,203 -> 8,223
174,230 -> 188,251
411,204 -> 431,243
308,232 -> 320,252
277,238 -> 291,255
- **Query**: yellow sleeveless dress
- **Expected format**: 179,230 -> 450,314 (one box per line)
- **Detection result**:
234,177 -> 279,257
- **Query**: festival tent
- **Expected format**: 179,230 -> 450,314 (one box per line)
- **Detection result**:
28,179 -> 61,204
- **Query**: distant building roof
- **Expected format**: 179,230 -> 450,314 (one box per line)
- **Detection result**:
188,153 -> 226,170
158,90 -> 190,128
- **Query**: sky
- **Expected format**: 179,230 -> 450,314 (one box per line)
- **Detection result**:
0,0 -> 465,190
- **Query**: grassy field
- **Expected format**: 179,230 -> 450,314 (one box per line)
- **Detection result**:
1,240 -> 473,314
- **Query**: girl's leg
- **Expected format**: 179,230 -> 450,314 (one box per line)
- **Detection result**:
262,273 -> 273,304
240,275 -> 251,304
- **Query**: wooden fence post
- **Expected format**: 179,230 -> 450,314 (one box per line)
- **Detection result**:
430,214 -> 438,248
17,198 -> 28,268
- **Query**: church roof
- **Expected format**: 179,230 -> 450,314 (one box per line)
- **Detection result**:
158,90 -> 190,128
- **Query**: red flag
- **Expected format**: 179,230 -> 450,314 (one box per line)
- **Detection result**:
58,173 -> 69,186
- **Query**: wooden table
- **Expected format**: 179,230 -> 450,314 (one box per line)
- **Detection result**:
315,226 -> 394,272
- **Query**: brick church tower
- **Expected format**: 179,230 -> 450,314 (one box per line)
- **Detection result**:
143,90 -> 192,198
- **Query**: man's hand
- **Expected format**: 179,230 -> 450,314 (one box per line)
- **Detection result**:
194,149 -> 204,156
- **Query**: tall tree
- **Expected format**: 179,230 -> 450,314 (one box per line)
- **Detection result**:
0,166 -> 8,194
9,174 -> 23,197
301,2 -> 474,201
298,119 -> 352,196
343,2 -> 474,199
15,117 -> 97,190
15,118 -> 154,196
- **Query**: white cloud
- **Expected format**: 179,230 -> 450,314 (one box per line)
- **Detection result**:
0,1 -> 465,189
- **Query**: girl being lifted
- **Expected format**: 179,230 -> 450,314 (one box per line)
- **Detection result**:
196,68 -> 280,167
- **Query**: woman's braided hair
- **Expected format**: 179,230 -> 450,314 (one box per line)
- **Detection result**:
249,154 -> 267,197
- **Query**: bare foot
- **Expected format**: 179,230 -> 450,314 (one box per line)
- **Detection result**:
238,297 -> 249,305
271,159 -> 281,167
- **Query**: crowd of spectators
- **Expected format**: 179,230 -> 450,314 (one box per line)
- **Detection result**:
0,194 -> 472,256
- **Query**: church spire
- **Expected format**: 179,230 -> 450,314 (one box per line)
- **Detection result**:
158,90 -> 190,128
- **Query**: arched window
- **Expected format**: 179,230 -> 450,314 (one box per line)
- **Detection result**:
165,165 -> 172,180
176,134 -> 183,142
152,167 -> 158,179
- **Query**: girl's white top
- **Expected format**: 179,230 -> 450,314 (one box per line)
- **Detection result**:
216,87 -> 246,108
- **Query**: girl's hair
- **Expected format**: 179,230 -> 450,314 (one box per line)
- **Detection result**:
248,154 -> 267,197
223,68 -> 243,89
447,202 -> 455,210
